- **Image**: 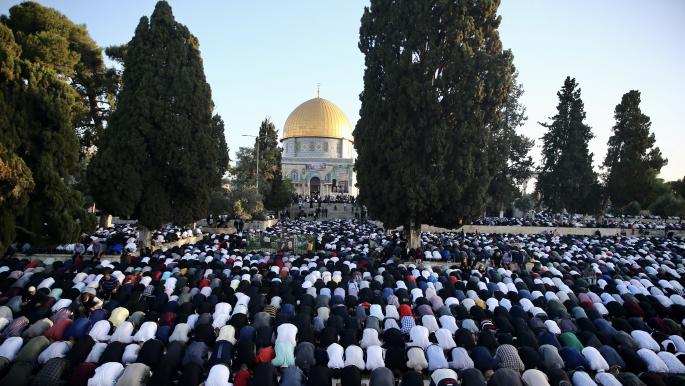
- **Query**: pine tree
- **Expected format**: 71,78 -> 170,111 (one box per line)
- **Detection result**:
87,1 -> 228,230
355,0 -> 514,246
0,24 -> 31,250
3,1 -> 119,155
0,17 -> 94,248
537,77 -> 600,213
603,90 -> 667,209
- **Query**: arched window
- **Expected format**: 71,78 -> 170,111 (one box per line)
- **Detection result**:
325,173 -> 332,182
290,170 -> 299,182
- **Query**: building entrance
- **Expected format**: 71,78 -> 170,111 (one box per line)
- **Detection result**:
310,177 -> 320,195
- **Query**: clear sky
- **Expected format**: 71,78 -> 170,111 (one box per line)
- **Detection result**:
3,0 -> 683,181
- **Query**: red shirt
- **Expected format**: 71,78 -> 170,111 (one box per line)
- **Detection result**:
233,368 -> 252,386
399,304 -> 414,318
256,346 -> 275,363
44,319 -> 73,341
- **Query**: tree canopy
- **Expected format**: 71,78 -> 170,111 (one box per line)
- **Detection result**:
355,0 -> 515,242
486,72 -> 534,215
0,15 -> 95,248
87,1 -> 228,229
603,90 -> 667,209
536,77 -> 600,213
231,118 -> 293,213
2,1 -> 119,156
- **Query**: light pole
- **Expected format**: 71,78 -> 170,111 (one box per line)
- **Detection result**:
241,134 -> 265,193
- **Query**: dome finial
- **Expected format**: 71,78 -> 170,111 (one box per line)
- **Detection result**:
317,83 -> 320,98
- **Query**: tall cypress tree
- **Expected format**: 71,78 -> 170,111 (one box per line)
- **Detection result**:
537,77 -> 599,213
355,0 -> 514,245
87,1 -> 228,230
604,90 -> 666,209
256,118 -> 281,196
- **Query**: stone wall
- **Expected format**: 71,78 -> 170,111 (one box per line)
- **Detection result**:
376,221 -> 685,237
245,219 -> 279,230
152,234 -> 204,249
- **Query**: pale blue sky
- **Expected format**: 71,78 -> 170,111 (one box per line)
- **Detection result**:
3,0 -> 684,181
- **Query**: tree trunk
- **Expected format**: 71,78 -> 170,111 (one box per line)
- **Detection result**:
99,213 -> 112,228
406,219 -> 421,251
138,226 -> 152,249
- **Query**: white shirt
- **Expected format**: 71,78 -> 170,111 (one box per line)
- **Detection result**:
360,328 -> 382,349
217,325 -> 236,344
637,348 -> 669,373
594,372 -> 622,386
326,343 -> 344,369
169,323 -> 190,343
73,272 -> 88,284
430,368 -> 457,385
37,277 -> 55,290
122,343 -> 141,364
365,345 -> 385,371
631,330 -> 660,351
670,335 -> 685,353
449,347 -> 474,370
522,369 -> 550,386
435,329 -> 457,351
212,303 -> 232,329
38,341 -> 72,364
544,320 -> 561,334
409,325 -> 431,349
85,342 -> 108,363
275,323 -> 298,345
110,321 -> 134,343
89,320 -> 112,342
139,276 -> 152,287
582,347 -> 610,372
0,318 -> 10,333
369,305 -> 384,320
205,364 -> 230,386
186,314 -> 199,329
571,371 -> 598,386
87,362 -> 124,386
439,315 -> 459,334
406,346 -> 428,371
344,345 -> 365,370
421,315 -> 440,333
51,299 -> 73,312
385,305 -> 399,320
657,351 -> 685,373
133,321 -> 157,342
0,337 -> 24,361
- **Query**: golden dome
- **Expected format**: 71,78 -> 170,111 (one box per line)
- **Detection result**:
282,97 -> 353,141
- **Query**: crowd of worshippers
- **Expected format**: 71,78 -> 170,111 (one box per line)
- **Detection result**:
9,225 -> 141,257
51,224 -> 200,259
472,213 -> 684,231
2,221 -> 685,386
293,194 -> 357,205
